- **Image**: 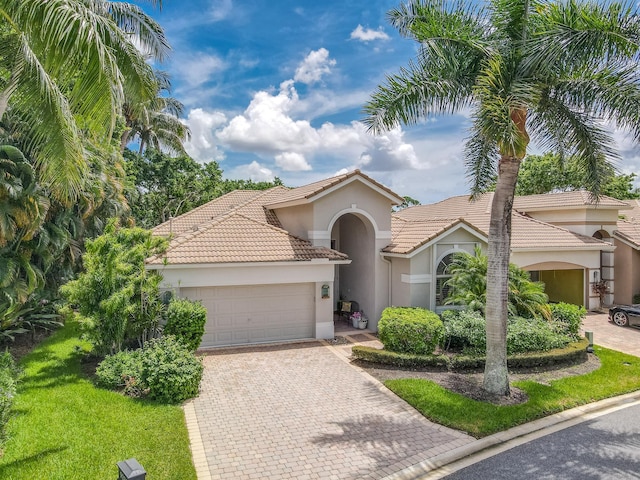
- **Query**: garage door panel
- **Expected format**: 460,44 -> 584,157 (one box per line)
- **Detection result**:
181,283 -> 315,347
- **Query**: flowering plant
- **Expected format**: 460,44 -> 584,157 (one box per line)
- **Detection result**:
350,311 -> 362,321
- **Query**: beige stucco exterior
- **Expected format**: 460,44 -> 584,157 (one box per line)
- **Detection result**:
614,238 -> 640,305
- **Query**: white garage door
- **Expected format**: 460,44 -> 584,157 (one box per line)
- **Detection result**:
180,283 -> 315,347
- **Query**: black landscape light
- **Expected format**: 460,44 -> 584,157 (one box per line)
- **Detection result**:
117,458 -> 146,480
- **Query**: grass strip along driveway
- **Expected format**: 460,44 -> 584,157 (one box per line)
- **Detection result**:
0,320 -> 196,480
386,346 -> 640,438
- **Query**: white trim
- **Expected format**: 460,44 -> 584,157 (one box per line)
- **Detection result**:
513,245 -> 615,253
147,259 -> 351,270
401,273 -> 432,284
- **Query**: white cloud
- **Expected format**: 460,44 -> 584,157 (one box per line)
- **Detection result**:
208,0 -> 233,22
217,81 -> 420,174
177,53 -> 226,87
218,80 -> 320,153
293,48 -> 336,85
350,25 -> 390,42
275,152 -> 312,171
226,161 -> 275,182
183,108 -> 228,162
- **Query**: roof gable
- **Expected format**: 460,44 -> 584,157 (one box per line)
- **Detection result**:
264,169 -> 404,209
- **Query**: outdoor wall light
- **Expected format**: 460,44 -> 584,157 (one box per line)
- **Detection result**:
117,458 -> 146,480
593,270 -> 599,282
321,284 -> 330,299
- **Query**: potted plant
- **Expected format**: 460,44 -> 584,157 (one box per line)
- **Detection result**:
350,311 -> 361,328
358,315 -> 368,329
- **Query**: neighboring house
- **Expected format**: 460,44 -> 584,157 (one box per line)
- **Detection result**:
147,170 -> 626,348
614,200 -> 640,305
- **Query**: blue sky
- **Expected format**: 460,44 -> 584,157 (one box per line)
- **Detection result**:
138,0 -> 640,204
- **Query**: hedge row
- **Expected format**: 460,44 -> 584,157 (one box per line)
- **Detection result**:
352,337 -> 590,371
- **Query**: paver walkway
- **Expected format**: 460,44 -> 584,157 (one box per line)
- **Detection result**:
185,336 -> 473,480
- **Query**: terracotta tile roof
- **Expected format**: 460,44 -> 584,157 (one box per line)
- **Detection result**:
152,187 -> 289,236
514,191 -> 630,211
388,193 -> 610,254
264,169 -> 404,207
618,200 -> 640,223
147,213 -> 348,265
614,221 -> 640,249
382,217 -> 485,254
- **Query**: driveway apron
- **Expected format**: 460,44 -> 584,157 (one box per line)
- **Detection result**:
186,340 -> 473,480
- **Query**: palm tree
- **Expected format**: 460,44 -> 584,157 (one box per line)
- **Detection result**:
0,0 -> 168,199
445,247 -> 549,319
120,71 -> 191,155
364,0 -> 640,395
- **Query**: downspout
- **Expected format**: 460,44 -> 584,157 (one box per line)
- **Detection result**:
380,254 -> 392,308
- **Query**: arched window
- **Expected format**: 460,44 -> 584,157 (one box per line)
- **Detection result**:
435,253 -> 455,306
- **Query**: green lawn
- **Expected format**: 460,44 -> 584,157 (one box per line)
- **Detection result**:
0,320 -> 196,480
386,345 -> 640,438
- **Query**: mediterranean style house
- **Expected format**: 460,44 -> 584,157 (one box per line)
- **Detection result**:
146,170 -> 633,348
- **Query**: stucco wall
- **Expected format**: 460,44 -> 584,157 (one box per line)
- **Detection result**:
614,239 -> 640,304
274,203 -> 314,240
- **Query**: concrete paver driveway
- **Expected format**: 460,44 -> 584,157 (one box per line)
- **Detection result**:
582,312 -> 640,357
185,339 -> 473,480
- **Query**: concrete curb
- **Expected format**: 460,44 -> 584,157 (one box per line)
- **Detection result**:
382,390 -> 640,480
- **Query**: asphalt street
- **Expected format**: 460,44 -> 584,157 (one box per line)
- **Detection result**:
443,403 -> 640,480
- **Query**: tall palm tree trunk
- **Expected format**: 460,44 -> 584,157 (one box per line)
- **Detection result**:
483,108 -> 529,395
483,154 -> 521,395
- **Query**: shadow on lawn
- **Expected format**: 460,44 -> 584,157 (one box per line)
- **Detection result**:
0,446 -> 69,474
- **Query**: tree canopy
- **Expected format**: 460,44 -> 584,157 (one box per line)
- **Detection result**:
495,153 -> 640,199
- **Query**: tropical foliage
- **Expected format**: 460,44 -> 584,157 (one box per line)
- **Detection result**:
445,247 -> 550,320
0,0 -> 168,199
124,149 -> 284,228
364,0 -> 640,394
60,220 -> 168,355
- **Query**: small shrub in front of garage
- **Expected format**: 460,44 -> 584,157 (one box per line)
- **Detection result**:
95,349 -> 143,390
378,307 -> 444,355
96,336 -> 203,403
164,299 -> 207,351
549,302 -> 586,338
141,336 -> 203,403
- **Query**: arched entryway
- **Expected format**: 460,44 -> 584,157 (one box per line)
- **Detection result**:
331,213 -> 376,323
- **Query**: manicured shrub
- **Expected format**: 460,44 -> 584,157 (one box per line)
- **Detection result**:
140,336 -> 203,403
440,310 -> 572,355
164,299 -> 207,351
441,309 -> 486,353
95,349 -> 143,389
378,307 -> 444,355
0,351 -> 21,447
549,302 -> 586,338
506,317 -> 571,354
